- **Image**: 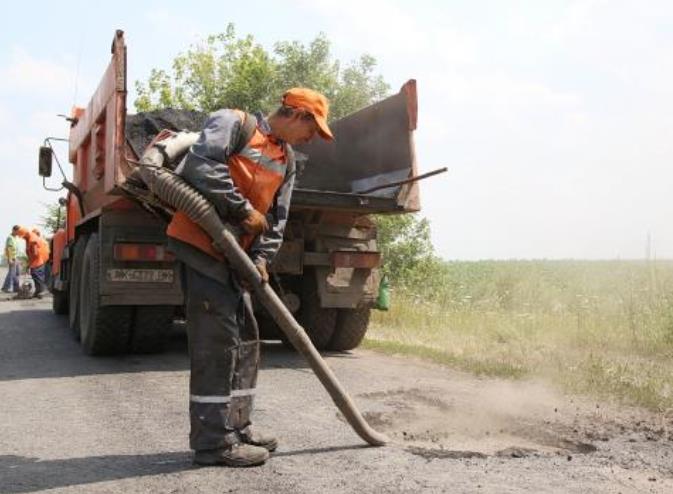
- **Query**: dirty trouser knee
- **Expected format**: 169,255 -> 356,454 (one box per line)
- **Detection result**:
184,265 -> 260,451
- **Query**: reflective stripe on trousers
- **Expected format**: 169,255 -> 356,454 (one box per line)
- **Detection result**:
190,388 -> 257,403
183,263 -> 260,451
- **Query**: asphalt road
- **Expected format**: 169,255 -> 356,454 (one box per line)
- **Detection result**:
0,289 -> 671,493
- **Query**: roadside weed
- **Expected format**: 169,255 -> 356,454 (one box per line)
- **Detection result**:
369,260 -> 673,411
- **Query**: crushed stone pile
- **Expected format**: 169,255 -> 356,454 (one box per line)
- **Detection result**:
125,109 -> 208,158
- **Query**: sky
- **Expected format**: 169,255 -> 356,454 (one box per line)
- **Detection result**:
1,0 -> 672,260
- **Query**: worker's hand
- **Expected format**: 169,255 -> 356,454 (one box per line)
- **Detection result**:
239,259 -> 268,291
241,209 -> 269,236
255,258 -> 269,284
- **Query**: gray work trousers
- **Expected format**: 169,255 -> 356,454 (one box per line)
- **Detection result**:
183,264 -> 260,451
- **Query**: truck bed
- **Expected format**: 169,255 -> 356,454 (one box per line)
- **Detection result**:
291,188 -> 401,213
124,81 -> 419,215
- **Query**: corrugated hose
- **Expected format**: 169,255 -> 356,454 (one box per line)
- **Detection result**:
135,164 -> 388,447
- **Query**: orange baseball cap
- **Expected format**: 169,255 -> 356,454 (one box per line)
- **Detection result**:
282,88 -> 334,141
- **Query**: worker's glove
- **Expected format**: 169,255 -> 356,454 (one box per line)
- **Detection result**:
241,209 -> 269,236
239,258 -> 268,291
255,258 -> 269,284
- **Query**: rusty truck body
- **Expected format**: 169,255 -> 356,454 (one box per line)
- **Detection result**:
39,30 -> 421,355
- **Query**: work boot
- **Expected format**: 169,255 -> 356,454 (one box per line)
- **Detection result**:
239,426 -> 278,452
193,443 -> 269,467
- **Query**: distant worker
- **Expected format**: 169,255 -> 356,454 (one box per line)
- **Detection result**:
13,226 -> 50,298
32,228 -> 51,288
166,88 -> 333,467
2,226 -> 20,293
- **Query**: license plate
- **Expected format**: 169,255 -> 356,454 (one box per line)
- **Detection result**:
106,268 -> 174,283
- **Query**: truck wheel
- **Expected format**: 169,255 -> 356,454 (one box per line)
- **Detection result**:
79,233 -> 133,355
298,269 -> 336,350
52,288 -> 68,315
68,235 -> 89,339
130,306 -> 175,353
329,308 -> 371,351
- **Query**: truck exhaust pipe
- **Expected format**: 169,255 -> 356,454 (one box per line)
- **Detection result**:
135,163 -> 388,447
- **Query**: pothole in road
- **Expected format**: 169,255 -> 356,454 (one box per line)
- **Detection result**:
357,387 -> 598,460
406,447 -> 488,460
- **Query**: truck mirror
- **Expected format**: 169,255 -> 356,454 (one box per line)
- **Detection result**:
38,146 -> 53,177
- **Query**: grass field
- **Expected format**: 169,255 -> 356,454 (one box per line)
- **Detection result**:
368,260 -> 673,411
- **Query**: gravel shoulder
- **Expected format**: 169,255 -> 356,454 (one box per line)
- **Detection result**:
0,293 -> 671,493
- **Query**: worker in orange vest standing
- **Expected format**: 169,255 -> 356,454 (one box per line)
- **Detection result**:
165,88 -> 333,467
13,226 -> 50,298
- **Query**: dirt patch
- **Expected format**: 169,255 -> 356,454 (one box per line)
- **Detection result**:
357,384 -> 603,458
494,446 -> 539,458
361,387 -> 454,412
406,446 -> 487,460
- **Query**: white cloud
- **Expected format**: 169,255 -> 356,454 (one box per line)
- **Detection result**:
425,70 -> 580,110
29,111 -> 71,140
141,8 -> 205,46
297,0 -> 475,64
0,47 -> 75,96
0,108 -> 70,233
549,0 -> 613,43
0,103 -> 11,130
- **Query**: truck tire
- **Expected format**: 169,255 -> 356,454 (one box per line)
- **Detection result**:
52,288 -> 68,315
79,234 -> 133,355
130,306 -> 175,353
298,269 -> 336,350
68,235 -> 89,339
329,307 -> 371,351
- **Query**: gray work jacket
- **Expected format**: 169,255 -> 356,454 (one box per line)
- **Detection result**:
169,110 -> 296,281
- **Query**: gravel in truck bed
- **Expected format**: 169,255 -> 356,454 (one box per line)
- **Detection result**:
125,109 -> 208,158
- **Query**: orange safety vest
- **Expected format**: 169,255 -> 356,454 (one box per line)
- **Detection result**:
166,111 -> 287,260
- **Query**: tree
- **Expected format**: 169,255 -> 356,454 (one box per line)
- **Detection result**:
134,24 -> 389,120
40,201 -> 66,235
375,214 -> 439,288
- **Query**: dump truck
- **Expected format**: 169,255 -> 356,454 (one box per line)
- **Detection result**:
38,30 -> 422,355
